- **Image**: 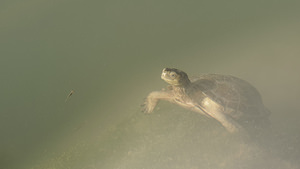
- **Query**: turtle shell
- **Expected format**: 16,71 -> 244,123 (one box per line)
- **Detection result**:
186,74 -> 270,123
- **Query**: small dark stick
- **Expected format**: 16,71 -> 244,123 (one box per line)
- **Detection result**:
65,90 -> 75,102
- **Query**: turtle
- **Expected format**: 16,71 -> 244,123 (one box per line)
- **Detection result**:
143,68 -> 270,133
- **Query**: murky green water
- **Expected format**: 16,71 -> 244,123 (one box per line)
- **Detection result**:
1,0 -> 300,168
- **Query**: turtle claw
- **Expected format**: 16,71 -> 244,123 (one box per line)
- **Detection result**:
141,98 -> 154,114
141,103 -> 151,114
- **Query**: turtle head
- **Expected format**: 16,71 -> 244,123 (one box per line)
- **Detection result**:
161,68 -> 191,87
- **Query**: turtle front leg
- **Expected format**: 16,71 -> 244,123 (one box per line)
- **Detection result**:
143,91 -> 173,113
197,97 -> 246,134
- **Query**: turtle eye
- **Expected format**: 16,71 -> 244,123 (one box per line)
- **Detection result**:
170,72 -> 177,78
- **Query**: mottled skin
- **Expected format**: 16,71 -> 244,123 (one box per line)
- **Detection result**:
143,68 -> 270,133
